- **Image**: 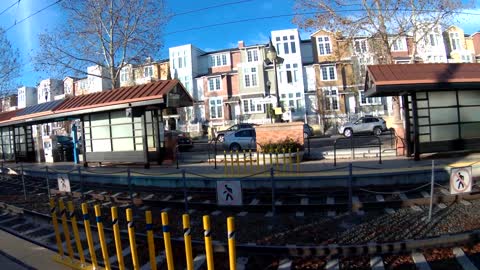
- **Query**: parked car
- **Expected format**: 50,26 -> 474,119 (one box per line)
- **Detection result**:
338,116 -> 387,137
223,128 -> 256,151
166,130 -> 194,151
303,123 -> 314,138
215,123 -> 258,142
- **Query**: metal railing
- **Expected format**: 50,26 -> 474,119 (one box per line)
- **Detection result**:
333,135 -> 382,166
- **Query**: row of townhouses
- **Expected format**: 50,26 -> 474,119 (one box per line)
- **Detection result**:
3,25 -> 480,137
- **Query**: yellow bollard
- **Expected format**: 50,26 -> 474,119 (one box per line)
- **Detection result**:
256,150 -> 260,169
227,217 -> 236,270
49,198 -> 64,258
230,151 -> 234,176
94,205 -> 111,270
224,150 -> 227,176
162,212 -> 175,270
81,203 -> 98,268
59,199 -> 74,261
282,148 -> 286,172
296,147 -> 300,173
67,201 -> 85,265
203,215 -> 214,270
289,148 -> 292,173
236,150 -> 240,174
183,214 -> 194,270
126,208 -> 140,270
111,207 -> 125,270
249,150 -> 253,172
146,211 -> 157,270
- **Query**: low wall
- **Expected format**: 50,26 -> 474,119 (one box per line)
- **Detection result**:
255,122 -> 304,151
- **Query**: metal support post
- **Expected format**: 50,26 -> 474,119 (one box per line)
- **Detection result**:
127,168 -> 133,206
182,169 -> 188,213
45,166 -> 50,198
270,167 -> 275,216
78,167 -> 84,201
428,160 -> 435,222
21,163 -> 27,201
348,163 -> 353,213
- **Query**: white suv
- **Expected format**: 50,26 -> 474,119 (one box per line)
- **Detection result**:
338,116 -> 387,137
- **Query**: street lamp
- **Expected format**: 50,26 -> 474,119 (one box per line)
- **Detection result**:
265,39 -> 284,123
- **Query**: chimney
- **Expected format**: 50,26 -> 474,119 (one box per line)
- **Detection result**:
238,40 -> 244,49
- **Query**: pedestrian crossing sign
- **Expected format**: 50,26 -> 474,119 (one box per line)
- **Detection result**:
217,180 -> 242,206
57,174 -> 71,193
450,167 -> 472,195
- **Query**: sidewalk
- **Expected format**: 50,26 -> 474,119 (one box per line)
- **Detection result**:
0,229 -> 69,270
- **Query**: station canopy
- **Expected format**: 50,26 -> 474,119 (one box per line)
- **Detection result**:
0,79 -> 193,126
365,63 -> 480,97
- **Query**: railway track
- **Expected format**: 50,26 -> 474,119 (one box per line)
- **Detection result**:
2,169 -> 480,269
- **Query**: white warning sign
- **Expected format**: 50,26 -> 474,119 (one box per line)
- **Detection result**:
450,167 -> 472,195
57,174 -> 71,193
216,180 -> 242,206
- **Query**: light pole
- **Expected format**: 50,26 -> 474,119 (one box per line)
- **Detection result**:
265,39 -> 284,123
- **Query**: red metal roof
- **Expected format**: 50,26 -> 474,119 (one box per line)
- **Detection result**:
55,79 -> 183,113
367,63 -> 480,86
0,109 -> 22,124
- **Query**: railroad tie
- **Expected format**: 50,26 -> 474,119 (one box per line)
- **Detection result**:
142,194 -> 154,200
192,254 -> 206,270
370,256 -> 385,270
410,205 -> 423,212
203,200 -> 211,204
265,212 -> 274,217
162,195 -> 173,201
237,257 -> 249,270
277,259 -> 292,270
249,198 -> 259,205
325,258 -> 340,270
328,211 -> 336,217
421,191 -> 430,198
385,208 -> 395,214
108,245 -> 130,264
300,198 -> 309,205
236,211 -> 248,217
460,200 -> 472,206
440,189 -> 450,196
437,203 -> 447,209
411,252 -> 431,270
376,195 -> 385,202
453,247 -> 478,270
211,210 -> 222,216
296,212 -> 304,217
140,251 -> 165,270
399,193 -> 408,201
188,209 -> 196,214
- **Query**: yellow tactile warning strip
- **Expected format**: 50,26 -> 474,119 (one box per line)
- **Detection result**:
0,229 -> 69,270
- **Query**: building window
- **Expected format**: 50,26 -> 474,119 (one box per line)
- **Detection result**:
391,38 -> 405,51
246,49 -> 258,62
242,99 -> 264,113
321,65 -> 336,81
208,77 -> 221,91
209,98 -> 223,119
323,88 -> 339,111
120,68 -> 129,82
449,32 -> 461,50
280,92 -> 303,110
355,39 -> 368,53
243,67 -> 258,87
284,63 -> 299,83
317,36 -> 332,55
359,90 -> 382,105
275,35 -> 297,55
210,53 -> 228,67
144,66 -> 153,77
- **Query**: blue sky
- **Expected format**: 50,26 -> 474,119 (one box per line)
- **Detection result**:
0,0 -> 479,88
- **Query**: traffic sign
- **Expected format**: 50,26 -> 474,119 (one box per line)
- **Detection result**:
450,167 -> 472,195
57,174 -> 71,193
216,180 -> 242,206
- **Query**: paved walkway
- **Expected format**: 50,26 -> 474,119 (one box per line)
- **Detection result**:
0,229 -> 68,270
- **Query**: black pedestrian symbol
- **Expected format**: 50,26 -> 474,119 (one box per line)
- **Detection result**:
60,177 -> 67,190
223,184 -> 233,201
456,172 -> 465,190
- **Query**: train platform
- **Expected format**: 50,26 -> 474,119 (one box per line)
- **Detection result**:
0,229 -> 69,270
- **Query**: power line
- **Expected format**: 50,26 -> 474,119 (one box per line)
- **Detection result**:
0,0 -> 20,16
165,9 -> 480,36
172,0 -> 255,17
5,0 -> 62,32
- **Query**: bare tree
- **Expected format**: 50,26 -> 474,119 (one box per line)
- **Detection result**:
0,27 -> 20,96
35,0 -> 169,89
293,0 -> 470,124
